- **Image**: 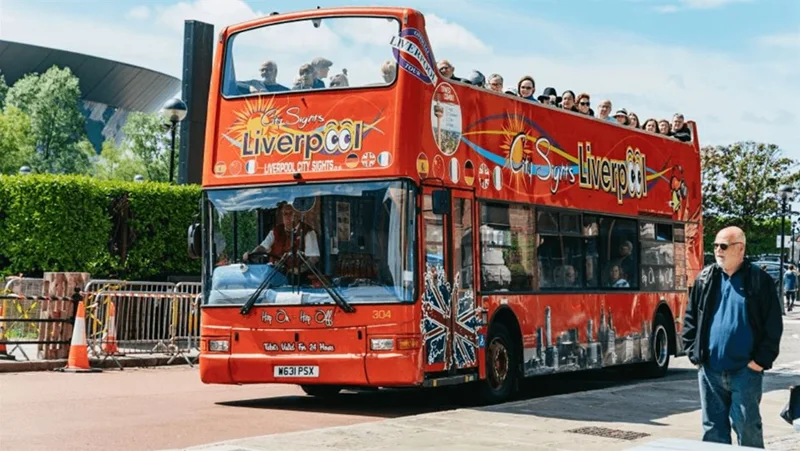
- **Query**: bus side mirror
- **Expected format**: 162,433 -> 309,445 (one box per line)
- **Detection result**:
431,189 -> 450,215
188,223 -> 202,260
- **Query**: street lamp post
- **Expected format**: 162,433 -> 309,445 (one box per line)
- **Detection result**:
779,185 -> 794,311
160,98 -> 188,184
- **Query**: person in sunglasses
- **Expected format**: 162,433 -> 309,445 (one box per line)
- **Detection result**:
682,226 -> 782,448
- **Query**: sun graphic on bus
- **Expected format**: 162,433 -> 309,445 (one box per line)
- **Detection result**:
498,113 -> 536,192
227,96 -> 284,141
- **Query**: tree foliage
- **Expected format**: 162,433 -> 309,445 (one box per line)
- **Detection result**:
0,71 -> 8,109
121,112 -> 177,182
94,139 -> 147,182
0,107 -> 36,175
701,141 -> 799,254
5,66 -> 89,174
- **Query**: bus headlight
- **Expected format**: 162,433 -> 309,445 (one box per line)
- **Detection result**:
208,340 -> 230,352
369,338 -> 394,351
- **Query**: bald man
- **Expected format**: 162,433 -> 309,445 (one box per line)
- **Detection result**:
682,226 -> 781,448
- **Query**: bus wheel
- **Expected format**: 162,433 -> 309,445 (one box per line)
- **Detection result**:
643,313 -> 671,378
300,385 -> 342,397
479,323 -> 517,404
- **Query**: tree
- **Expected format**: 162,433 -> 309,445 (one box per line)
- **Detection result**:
120,112 -> 176,182
5,66 -> 89,174
702,141 -> 798,224
0,71 -> 8,109
0,106 -> 36,174
94,139 -> 147,181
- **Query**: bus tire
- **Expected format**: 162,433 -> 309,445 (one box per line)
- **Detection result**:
643,312 -> 672,378
478,322 -> 517,404
300,385 -> 342,397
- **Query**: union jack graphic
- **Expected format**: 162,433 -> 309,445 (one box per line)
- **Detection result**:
452,272 -> 479,368
420,265 -> 479,368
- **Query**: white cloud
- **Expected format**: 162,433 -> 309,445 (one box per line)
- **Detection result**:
155,0 -> 263,33
126,6 -> 150,20
758,32 -> 800,49
654,0 -> 751,13
654,5 -> 679,13
423,13 -> 491,55
679,0 -> 751,9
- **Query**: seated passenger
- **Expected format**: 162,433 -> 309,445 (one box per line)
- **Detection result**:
576,93 -> 594,116
671,113 -> 692,142
329,69 -> 349,88
487,74 -> 504,92
608,264 -> 630,288
538,87 -> 560,106
464,70 -> 486,87
643,118 -> 658,133
517,76 -> 538,101
658,119 -> 671,136
380,60 -> 397,83
243,203 -> 320,267
627,112 -> 640,129
596,100 -> 615,122
437,59 -> 462,82
561,90 -> 578,112
614,109 -> 629,125
311,57 -> 333,88
257,60 -> 289,92
293,64 -> 316,90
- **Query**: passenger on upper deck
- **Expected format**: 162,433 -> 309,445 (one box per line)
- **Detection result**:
437,59 -> 462,82
627,112 -> 640,129
658,119 -> 671,135
643,118 -> 658,133
380,60 -> 397,83
517,76 -> 538,101
597,100 -> 615,122
329,69 -> 349,88
576,93 -> 594,116
252,60 -> 289,93
614,109 -> 630,125
671,113 -> 692,142
487,74 -> 504,92
561,90 -> 578,112
310,57 -> 333,88
293,64 -> 316,90
538,87 -> 560,106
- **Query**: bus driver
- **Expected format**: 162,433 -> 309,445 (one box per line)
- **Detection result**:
243,202 -> 320,267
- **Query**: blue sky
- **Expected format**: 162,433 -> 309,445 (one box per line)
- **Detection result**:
1,0 -> 798,171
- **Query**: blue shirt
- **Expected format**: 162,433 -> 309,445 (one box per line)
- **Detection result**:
707,269 -> 753,371
785,270 -> 798,291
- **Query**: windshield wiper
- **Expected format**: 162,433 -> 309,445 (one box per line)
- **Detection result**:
294,251 -> 355,313
240,252 -> 291,315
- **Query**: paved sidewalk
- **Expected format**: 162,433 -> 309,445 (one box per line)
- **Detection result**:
168,360 -> 800,451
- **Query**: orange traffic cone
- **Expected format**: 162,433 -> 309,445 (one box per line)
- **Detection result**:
102,302 -> 121,355
0,302 -> 16,361
55,301 -> 100,373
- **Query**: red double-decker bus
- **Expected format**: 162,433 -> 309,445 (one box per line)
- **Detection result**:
193,6 -> 704,403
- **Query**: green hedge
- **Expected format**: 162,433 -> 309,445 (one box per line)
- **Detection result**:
0,174 -> 201,280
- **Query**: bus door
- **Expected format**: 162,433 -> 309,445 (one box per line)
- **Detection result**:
421,187 -> 479,374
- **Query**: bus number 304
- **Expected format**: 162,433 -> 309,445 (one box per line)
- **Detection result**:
372,310 -> 391,319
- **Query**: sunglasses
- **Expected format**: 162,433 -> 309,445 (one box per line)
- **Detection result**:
579,102 -> 590,106
713,242 -> 742,250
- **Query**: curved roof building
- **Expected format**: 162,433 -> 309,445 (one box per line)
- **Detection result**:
0,40 -> 181,151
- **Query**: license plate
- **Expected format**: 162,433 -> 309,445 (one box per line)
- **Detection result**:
273,365 -> 319,378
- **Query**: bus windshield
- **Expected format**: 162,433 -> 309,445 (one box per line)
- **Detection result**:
222,15 -> 400,97
205,180 -> 416,306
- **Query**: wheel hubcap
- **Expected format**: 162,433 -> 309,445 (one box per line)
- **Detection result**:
653,325 -> 668,367
488,338 -> 509,390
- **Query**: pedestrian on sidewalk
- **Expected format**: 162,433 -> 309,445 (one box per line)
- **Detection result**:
682,226 -> 782,448
784,265 -> 797,312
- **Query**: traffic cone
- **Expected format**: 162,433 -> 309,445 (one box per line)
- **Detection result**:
102,302 -> 121,356
55,301 -> 100,373
0,302 -> 16,361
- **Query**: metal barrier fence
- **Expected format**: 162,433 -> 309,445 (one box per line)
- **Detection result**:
1,276 -> 202,365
